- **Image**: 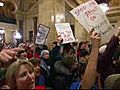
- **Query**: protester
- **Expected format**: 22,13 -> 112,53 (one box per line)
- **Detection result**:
0,25 -> 119,90
40,50 -> 51,88
29,58 -> 46,89
97,27 -> 120,88
77,42 -> 89,61
53,54 -> 77,90
27,43 -> 40,59
6,60 -> 35,89
17,50 -> 28,61
81,30 -> 101,89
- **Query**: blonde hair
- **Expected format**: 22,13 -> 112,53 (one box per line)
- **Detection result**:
6,60 -> 34,89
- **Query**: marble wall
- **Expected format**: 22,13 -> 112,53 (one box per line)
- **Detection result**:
38,0 -> 65,46
3,0 -> 119,45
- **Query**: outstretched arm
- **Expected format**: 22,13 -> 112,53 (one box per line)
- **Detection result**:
81,31 -> 101,89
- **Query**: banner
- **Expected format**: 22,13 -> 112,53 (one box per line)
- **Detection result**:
35,24 -> 50,45
70,0 -> 114,43
55,23 -> 75,44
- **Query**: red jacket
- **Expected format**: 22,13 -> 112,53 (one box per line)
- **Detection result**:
35,85 -> 46,90
27,52 -> 40,59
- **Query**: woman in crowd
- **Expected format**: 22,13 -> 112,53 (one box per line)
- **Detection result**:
29,58 -> 46,89
40,50 -> 51,87
6,60 -> 35,89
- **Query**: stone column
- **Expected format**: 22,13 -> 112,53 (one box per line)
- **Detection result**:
18,20 -> 24,42
38,0 -> 65,46
33,17 -> 38,42
16,12 -> 24,43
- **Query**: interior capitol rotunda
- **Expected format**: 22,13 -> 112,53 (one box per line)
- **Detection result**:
0,0 -> 120,46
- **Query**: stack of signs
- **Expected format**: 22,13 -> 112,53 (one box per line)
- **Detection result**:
55,23 -> 75,44
70,0 -> 114,44
35,24 -> 50,45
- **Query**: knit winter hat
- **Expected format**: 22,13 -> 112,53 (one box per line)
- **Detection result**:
41,50 -> 49,57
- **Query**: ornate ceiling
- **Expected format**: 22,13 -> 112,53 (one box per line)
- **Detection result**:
0,0 -> 16,18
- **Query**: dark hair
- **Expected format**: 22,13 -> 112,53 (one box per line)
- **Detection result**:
43,45 -> 48,50
0,43 -> 4,51
17,50 -> 26,57
29,58 -> 40,65
62,54 -> 76,69
79,42 -> 85,48
80,49 -> 89,57
52,42 -> 57,46
79,62 -> 87,74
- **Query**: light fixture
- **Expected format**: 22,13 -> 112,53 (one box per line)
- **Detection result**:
56,14 -> 64,23
51,14 -> 64,23
99,3 -> 109,13
0,2 -> 4,7
0,27 -> 5,34
0,36 -> 2,40
14,31 -> 22,39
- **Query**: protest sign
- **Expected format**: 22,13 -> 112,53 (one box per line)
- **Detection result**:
55,23 -> 75,44
35,24 -> 50,45
70,0 -> 114,43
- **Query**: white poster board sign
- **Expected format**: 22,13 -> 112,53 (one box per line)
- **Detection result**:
35,24 -> 50,45
70,0 -> 114,43
55,23 -> 75,44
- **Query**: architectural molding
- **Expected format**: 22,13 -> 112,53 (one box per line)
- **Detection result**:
106,6 -> 120,16
65,0 -> 79,9
16,0 -> 38,15
3,0 -> 18,13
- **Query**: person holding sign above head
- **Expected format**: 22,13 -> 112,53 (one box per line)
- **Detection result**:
53,29 -> 101,90
97,27 -> 120,88
81,29 -> 101,89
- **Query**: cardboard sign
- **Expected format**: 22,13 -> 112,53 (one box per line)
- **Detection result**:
55,23 -> 75,44
70,0 -> 114,43
35,24 -> 50,45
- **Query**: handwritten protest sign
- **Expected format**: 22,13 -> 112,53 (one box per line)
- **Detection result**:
55,23 -> 75,44
35,24 -> 50,45
70,0 -> 114,43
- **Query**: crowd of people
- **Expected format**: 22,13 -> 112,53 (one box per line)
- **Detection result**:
0,27 -> 120,89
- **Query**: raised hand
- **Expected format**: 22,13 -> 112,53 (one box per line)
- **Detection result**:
81,30 -> 101,89
90,29 -> 101,48
0,47 -> 24,67
56,35 -> 63,45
